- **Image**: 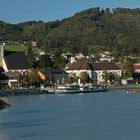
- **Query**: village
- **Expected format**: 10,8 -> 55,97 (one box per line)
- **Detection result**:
2,3 -> 140,140
0,41 -> 140,94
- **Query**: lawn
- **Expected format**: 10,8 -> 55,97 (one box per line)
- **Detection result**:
4,44 -> 40,52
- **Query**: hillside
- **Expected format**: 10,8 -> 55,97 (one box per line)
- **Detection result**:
47,8 -> 140,56
1,7 -> 140,56
4,44 -> 41,52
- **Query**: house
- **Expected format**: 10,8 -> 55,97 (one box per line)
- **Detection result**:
33,50 -> 46,61
133,63 -> 140,73
100,51 -> 112,57
0,42 -> 29,87
5,52 -> 29,87
66,59 -> 122,84
31,41 -> 37,47
75,53 -> 85,60
99,51 -> 114,62
38,69 -> 68,84
62,52 -> 73,60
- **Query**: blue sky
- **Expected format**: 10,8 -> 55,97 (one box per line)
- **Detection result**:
0,0 -> 140,23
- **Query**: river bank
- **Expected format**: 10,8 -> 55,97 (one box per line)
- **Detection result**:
0,84 -> 140,97
0,99 -> 11,110
0,88 -> 48,97
108,84 -> 140,91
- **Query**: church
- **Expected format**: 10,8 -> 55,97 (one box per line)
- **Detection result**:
0,42 -> 29,87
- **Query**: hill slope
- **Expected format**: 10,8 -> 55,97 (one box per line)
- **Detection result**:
1,7 -> 140,56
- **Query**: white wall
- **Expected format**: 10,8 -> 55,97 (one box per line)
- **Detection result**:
67,69 -> 122,84
95,70 -> 122,83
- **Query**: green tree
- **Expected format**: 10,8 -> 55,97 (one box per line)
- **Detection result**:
122,58 -> 134,78
26,46 -> 35,67
53,49 -> 66,68
28,69 -> 44,86
102,70 -> 109,83
68,73 -> 78,84
114,73 -> 121,84
102,71 -> 121,84
79,72 -> 91,84
18,72 -> 29,87
39,54 -> 54,68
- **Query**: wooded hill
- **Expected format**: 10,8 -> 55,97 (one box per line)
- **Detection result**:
1,7 -> 140,57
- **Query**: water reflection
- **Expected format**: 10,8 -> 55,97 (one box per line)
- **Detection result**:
0,133 -> 9,140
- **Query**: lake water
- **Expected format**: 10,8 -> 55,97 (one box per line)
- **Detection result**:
0,91 -> 140,140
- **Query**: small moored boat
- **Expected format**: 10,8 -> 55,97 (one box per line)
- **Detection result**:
127,89 -> 137,94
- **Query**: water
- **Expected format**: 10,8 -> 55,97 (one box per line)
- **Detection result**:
0,91 -> 140,140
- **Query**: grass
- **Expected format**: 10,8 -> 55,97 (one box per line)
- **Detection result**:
4,44 -> 41,52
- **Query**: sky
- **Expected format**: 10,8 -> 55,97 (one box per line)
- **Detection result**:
0,0 -> 140,24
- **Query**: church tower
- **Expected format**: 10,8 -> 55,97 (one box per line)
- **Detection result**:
0,42 -> 8,72
0,42 -> 4,66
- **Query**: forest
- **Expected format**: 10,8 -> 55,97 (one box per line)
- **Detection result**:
1,7 -> 140,57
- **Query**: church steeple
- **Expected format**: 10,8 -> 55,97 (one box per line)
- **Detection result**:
0,42 -> 8,72
0,42 -> 4,59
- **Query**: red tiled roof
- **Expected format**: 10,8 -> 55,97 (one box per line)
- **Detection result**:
133,65 -> 140,69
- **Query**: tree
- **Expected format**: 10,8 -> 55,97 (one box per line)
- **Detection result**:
122,58 -> 134,78
18,72 -> 29,87
113,73 -> 121,84
102,71 -> 121,84
107,72 -> 115,84
28,69 -> 44,86
68,73 -> 78,84
26,46 -> 35,67
39,54 -> 54,68
52,49 -> 67,68
79,72 -> 91,84
102,70 -> 109,83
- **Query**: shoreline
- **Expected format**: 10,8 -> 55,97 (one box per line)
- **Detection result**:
108,85 -> 140,90
0,88 -> 48,97
0,99 -> 11,110
0,85 -> 140,97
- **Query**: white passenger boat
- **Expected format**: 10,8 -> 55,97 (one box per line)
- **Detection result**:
80,85 -> 92,93
92,85 -> 108,92
54,84 -> 108,94
80,84 -> 107,93
55,84 -> 81,94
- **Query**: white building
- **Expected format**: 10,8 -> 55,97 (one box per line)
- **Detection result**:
133,63 -> 140,73
99,51 -> 114,62
66,59 -> 122,84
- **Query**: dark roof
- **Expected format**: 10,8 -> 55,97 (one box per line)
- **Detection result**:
67,59 -> 121,71
4,51 -> 18,57
67,60 -> 94,70
92,62 -> 121,70
4,52 -> 29,70
0,73 -> 8,80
